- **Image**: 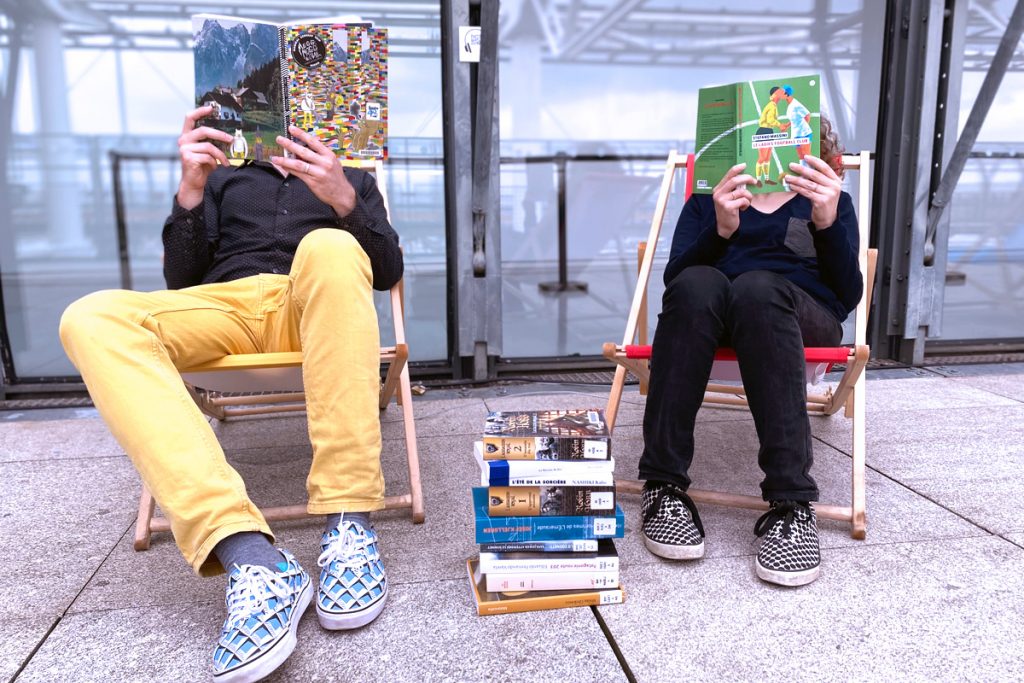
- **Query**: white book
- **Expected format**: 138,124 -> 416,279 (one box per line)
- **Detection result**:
479,540 -> 619,574
485,569 -> 620,592
474,441 -> 615,486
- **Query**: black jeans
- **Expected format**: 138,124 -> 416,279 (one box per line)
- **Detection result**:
638,266 -> 842,502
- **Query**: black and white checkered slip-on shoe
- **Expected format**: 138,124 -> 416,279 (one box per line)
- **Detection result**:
641,481 -> 706,560
754,500 -> 821,586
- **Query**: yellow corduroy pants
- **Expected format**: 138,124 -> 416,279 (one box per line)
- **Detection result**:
60,229 -> 385,576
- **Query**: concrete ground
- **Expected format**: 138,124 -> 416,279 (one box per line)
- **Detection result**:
3,363 -> 1024,682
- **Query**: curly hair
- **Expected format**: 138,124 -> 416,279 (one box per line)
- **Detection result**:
819,114 -> 846,179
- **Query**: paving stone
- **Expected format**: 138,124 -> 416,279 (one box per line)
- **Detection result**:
599,536 -> 1024,681
813,404 -> 1024,534
952,373 -> 1024,403
0,617 -> 56,682
860,375 -> 1019,413
0,417 -> 122,463
0,457 -> 138,620
26,581 -> 628,683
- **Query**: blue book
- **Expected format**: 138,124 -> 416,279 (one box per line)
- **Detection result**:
473,487 -> 624,544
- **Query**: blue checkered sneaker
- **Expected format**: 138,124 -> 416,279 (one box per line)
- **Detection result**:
754,501 -> 821,587
316,518 -> 388,630
212,549 -> 311,683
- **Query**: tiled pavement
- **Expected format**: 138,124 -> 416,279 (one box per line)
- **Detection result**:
3,363 -> 1024,682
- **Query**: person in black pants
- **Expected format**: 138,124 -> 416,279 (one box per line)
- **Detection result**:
639,118 -> 862,586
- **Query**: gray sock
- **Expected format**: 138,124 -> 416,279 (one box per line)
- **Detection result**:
213,532 -> 284,573
325,511 -> 371,534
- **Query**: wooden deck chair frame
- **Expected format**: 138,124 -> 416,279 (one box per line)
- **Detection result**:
133,159 -> 424,551
603,151 -> 877,539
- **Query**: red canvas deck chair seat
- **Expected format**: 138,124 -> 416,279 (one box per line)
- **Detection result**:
133,159 -> 424,551
603,151 -> 876,539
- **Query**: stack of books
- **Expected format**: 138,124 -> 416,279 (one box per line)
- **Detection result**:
467,409 -> 626,615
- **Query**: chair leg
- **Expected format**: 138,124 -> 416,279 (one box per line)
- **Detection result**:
606,363 -> 629,432
399,366 -> 425,523
850,377 -> 867,539
133,484 -> 156,551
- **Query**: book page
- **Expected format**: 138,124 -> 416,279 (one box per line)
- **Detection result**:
285,24 -> 388,160
192,15 -> 286,162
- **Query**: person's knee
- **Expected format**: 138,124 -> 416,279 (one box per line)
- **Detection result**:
729,271 -> 788,310
664,266 -> 729,307
295,229 -> 371,283
59,290 -> 126,348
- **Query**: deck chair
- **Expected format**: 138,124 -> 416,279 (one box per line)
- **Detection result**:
133,159 -> 424,551
603,151 -> 876,539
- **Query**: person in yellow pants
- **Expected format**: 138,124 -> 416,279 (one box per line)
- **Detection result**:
59,105 -> 401,683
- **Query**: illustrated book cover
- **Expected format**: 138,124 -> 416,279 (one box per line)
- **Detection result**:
482,409 -> 611,461
192,14 -> 387,163
473,487 -> 624,543
467,559 -> 625,616
692,74 -> 820,194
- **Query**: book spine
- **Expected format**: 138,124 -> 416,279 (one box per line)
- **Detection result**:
479,540 -> 599,553
475,512 -> 621,543
479,555 -> 619,574
487,486 -> 616,517
475,588 -> 625,616
279,26 -> 290,139
485,570 -> 619,593
481,436 -> 611,461
489,474 -> 615,487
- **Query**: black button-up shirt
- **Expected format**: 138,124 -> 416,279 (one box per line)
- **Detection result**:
162,162 -> 402,291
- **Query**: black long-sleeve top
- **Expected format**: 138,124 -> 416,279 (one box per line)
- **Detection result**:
664,192 -> 863,320
162,162 -> 403,291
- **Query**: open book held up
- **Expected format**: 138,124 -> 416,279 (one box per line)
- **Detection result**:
692,74 -> 821,194
192,14 -> 388,163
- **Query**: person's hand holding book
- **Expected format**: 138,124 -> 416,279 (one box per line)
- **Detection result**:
272,126 -> 358,219
176,106 -> 233,210
784,155 -> 841,229
712,163 -> 755,239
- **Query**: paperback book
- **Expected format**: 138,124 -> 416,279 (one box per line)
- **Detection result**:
467,559 -> 626,616
482,409 -> 611,461
475,442 -> 614,487
192,14 -> 387,162
479,539 -> 619,574
487,485 -> 616,517
479,540 -> 599,554
692,74 -> 820,194
473,487 -> 624,543
485,569 -> 619,593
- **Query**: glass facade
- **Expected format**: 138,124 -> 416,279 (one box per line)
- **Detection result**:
0,3 -> 447,380
940,0 -> 1024,341
497,0 -> 883,358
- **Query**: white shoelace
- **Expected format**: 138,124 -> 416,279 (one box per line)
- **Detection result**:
225,565 -> 292,629
317,523 -> 377,575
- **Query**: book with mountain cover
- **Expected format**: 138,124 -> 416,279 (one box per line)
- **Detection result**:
482,409 -> 611,461
467,559 -> 626,616
479,538 -> 618,574
473,487 -> 624,543
192,14 -> 387,163
692,74 -> 820,195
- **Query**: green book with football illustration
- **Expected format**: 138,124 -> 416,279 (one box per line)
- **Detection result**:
692,74 -> 820,194
192,14 -> 387,163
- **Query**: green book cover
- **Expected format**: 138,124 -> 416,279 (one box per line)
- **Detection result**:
692,74 -> 821,194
